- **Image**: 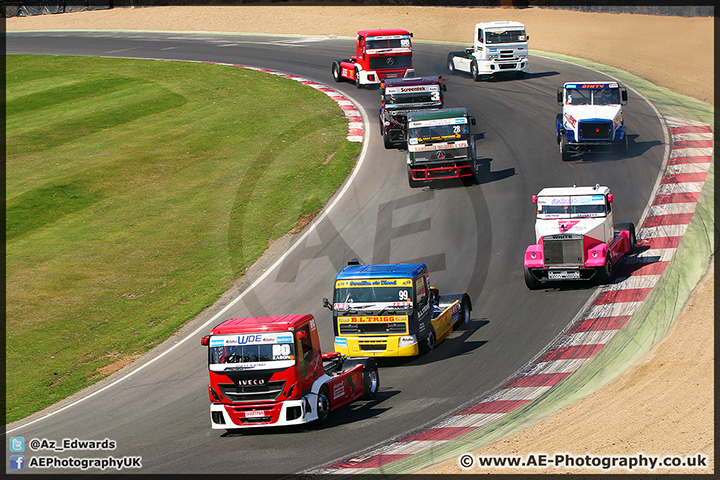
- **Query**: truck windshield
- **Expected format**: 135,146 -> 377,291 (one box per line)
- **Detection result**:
537,197 -> 607,218
333,278 -> 413,310
408,122 -> 469,143
208,332 -> 296,371
385,91 -> 440,108
485,29 -> 527,44
566,88 -> 620,106
367,38 -> 411,50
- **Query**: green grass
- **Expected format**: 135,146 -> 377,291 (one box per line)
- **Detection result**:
5,55 -> 361,423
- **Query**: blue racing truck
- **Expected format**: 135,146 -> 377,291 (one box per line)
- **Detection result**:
322,261 -> 472,357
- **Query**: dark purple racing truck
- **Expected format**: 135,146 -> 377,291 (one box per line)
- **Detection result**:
379,76 -> 446,149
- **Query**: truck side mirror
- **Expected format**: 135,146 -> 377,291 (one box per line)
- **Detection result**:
607,193 -> 613,204
470,116 -> 476,126
323,298 -> 332,310
557,87 -> 564,105
201,335 -> 210,346
443,84 -> 447,91
429,286 -> 439,304
621,88 -> 628,104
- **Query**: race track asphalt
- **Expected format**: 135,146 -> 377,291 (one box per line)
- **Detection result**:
6,31 -> 665,475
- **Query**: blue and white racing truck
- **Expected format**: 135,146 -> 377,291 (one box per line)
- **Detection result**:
556,81 -> 629,160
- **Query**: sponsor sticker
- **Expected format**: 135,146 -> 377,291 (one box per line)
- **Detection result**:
408,117 -> 468,128
336,278 -> 413,288
338,315 -> 408,323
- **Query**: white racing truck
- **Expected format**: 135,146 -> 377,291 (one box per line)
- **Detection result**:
447,21 -> 529,81
523,184 -> 635,289
556,81 -> 629,160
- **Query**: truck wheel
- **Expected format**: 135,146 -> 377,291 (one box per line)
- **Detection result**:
619,134 -> 629,155
453,298 -> 472,330
524,268 -> 542,290
470,61 -> 480,82
354,68 -> 362,88
595,256 -> 613,285
560,133 -> 571,161
383,134 -> 394,149
361,359 -> 379,400
614,222 -> 636,252
407,165 -> 422,188
447,54 -> 456,74
420,330 -> 436,354
315,386 -> 331,424
332,62 -> 342,83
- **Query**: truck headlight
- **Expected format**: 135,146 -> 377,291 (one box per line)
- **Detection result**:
398,335 -> 417,347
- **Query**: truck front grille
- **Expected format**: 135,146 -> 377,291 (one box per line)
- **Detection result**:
543,235 -> 584,267
579,120 -> 612,140
218,381 -> 286,403
413,146 -> 469,163
359,342 -> 388,351
340,322 -> 407,334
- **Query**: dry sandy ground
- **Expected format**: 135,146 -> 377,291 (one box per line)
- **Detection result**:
7,5 -> 714,475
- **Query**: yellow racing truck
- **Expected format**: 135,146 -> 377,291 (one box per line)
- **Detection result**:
322,261 -> 472,356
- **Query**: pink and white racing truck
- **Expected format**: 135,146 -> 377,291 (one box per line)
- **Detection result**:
331,29 -> 414,87
523,185 -> 635,289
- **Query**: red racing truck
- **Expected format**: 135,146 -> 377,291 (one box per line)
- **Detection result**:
331,29 -> 414,88
201,314 -> 379,430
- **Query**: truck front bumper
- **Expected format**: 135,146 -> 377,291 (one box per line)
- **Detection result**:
410,163 -> 474,181
334,335 -> 419,357
525,267 -> 598,282
477,58 -> 529,75
211,398 -> 313,429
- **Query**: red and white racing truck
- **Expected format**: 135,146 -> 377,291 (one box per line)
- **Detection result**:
523,185 -> 635,289
201,314 -> 379,429
331,29 -> 414,87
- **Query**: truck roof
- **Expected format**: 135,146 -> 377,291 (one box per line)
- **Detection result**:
476,21 -> 526,30
210,314 -> 312,335
407,107 -> 468,121
336,263 -> 427,280
537,185 -> 611,197
358,29 -> 411,38
382,76 -> 442,88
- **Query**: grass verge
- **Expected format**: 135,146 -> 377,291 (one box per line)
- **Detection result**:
5,55 -> 361,423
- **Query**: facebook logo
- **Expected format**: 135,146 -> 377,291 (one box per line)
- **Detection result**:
9,436 -> 25,452
9,455 -> 25,470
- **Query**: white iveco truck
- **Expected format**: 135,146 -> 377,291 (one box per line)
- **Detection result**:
447,21 -> 529,80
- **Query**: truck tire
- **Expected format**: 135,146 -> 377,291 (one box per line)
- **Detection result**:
354,67 -> 362,88
594,256 -> 613,285
332,62 -> 342,83
315,385 -> 331,424
447,54 -> 456,74
560,133 -> 571,161
407,165 -> 422,188
361,359 -> 379,400
383,133 -> 394,149
420,330 -> 436,354
453,298 -> 472,330
614,222 -> 636,251
470,61 -> 480,82
524,268 -> 542,290
617,134 -> 629,155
